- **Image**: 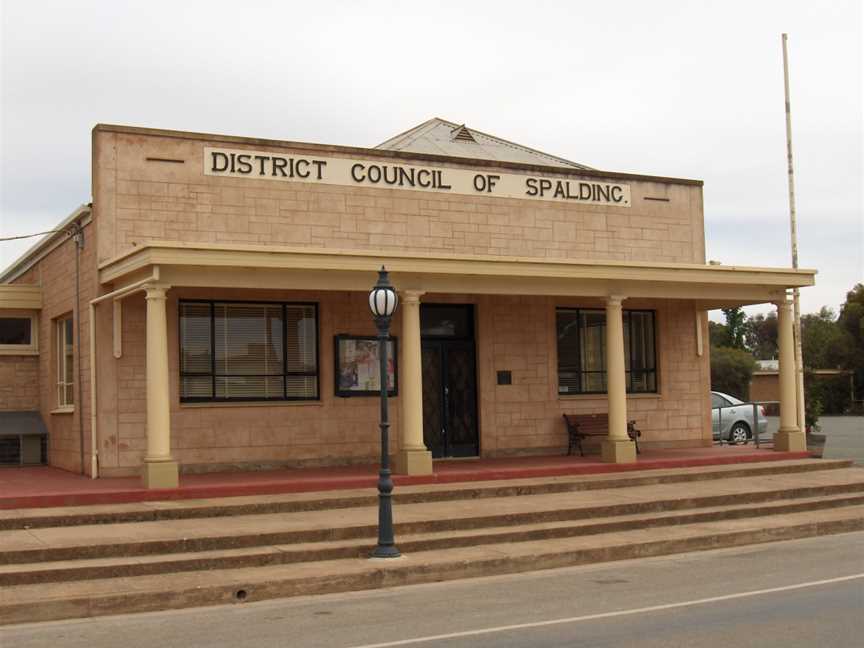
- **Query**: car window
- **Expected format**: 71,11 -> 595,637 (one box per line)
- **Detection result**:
711,394 -> 729,409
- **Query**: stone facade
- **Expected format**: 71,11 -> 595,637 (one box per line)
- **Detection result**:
93,287 -> 710,476
99,288 -> 399,476
92,128 -> 705,269
0,355 -> 39,411
10,223 -> 97,472
4,125 -> 719,475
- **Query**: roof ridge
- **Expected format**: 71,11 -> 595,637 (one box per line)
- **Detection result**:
461,124 -> 591,170
373,117 -> 445,150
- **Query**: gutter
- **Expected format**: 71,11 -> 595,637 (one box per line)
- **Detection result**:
0,204 -> 91,284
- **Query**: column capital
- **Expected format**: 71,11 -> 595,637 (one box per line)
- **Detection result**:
774,298 -> 793,312
606,295 -> 627,307
143,284 -> 171,301
400,290 -> 425,305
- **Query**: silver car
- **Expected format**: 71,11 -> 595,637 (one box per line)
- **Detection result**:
711,391 -> 768,444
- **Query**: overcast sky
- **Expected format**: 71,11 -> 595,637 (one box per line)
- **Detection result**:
1,1 -> 861,316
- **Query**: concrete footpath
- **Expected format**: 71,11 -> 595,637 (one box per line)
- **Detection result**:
4,531 -> 861,647
1,458 -> 863,625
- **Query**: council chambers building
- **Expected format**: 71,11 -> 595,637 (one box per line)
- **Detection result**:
0,119 -> 813,487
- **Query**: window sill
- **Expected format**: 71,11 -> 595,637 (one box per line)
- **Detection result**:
50,406 -> 75,415
558,392 -> 661,400
0,348 -> 39,356
180,400 -> 324,409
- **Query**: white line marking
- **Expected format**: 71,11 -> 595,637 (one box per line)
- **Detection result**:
346,573 -> 864,648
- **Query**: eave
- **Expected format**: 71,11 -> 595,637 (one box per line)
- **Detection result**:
0,285 -> 43,310
98,243 -> 816,310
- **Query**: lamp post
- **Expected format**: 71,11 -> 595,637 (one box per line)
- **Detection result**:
368,266 -> 400,558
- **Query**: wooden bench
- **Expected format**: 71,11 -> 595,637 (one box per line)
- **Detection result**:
562,413 -> 641,457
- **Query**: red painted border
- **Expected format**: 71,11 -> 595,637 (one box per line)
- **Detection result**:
0,451 -> 811,510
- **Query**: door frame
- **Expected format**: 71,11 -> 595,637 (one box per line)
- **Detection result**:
420,304 -> 479,458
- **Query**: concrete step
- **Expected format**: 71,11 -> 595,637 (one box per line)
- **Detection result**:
0,458 -> 852,530
1,492 -> 862,586
2,504 -> 862,625
2,467 -> 863,564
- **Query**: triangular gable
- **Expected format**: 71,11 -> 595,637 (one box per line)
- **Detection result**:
375,117 -> 591,170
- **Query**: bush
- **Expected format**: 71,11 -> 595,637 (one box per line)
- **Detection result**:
806,373 -> 852,415
805,394 -> 823,433
710,346 -> 757,400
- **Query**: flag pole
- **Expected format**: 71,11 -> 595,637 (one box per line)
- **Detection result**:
782,33 -> 806,435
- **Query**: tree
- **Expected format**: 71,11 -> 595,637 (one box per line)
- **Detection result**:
800,307 -> 849,370
710,346 -> 757,399
709,320 -> 731,348
837,283 -> 864,402
806,373 -> 851,418
721,307 -> 746,349
744,312 -> 778,360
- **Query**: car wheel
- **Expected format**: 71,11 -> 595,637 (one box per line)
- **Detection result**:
729,422 -> 750,445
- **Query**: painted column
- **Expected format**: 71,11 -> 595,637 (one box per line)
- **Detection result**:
601,295 -> 637,463
774,298 -> 806,451
394,290 -> 433,475
142,284 -> 179,488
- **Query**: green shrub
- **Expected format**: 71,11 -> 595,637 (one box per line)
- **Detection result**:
805,395 -> 823,433
710,346 -> 757,400
806,373 -> 852,415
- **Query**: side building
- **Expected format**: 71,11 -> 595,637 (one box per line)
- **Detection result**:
0,118 -> 814,486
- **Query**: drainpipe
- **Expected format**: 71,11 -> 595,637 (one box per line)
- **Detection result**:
68,222 -> 85,475
88,269 -> 160,479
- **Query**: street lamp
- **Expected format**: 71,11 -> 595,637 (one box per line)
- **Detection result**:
368,266 -> 400,558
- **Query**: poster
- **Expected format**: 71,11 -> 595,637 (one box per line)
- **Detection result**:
334,335 -> 398,397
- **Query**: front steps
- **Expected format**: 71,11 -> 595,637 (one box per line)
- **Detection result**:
1,458 -> 862,625
0,458 -> 850,531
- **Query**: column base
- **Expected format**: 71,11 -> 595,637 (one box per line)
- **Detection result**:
142,460 -> 179,489
392,448 -> 434,475
601,439 -> 637,464
773,429 -> 807,452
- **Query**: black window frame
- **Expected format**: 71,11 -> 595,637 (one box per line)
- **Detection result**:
556,307 -> 658,395
178,299 -> 320,403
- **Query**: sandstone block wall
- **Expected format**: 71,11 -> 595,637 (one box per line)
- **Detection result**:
11,223 -> 97,473
98,287 -> 710,475
0,356 -> 39,411
474,295 -> 711,455
2,126 -> 714,474
92,129 -> 706,268
98,287 -> 405,475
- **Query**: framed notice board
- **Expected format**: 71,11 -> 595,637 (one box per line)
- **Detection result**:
334,335 -> 398,397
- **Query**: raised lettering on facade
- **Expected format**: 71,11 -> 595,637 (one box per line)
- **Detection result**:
204,147 -> 631,207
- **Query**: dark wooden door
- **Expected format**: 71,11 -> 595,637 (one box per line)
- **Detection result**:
421,339 -> 478,458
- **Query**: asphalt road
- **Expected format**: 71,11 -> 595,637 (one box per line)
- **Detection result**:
762,415 -> 863,438
3,532 -> 863,648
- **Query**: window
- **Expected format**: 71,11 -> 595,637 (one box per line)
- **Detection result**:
179,301 -> 318,402
0,313 -> 37,354
56,315 -> 74,407
557,308 -> 657,394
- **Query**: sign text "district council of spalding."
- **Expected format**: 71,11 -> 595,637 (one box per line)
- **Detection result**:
204,147 -> 631,207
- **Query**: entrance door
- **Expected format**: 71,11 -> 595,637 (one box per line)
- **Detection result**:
420,305 -> 479,458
